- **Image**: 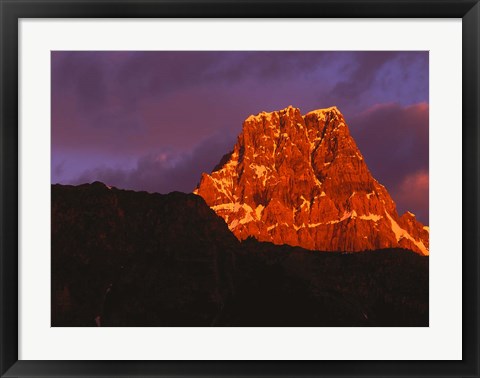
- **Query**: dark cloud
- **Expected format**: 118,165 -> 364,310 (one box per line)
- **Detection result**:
73,132 -> 236,194
205,51 -> 338,83
52,52 -> 109,112
52,51 -> 333,111
52,51 -> 428,153
349,102 -> 429,223
331,52 -> 399,102
328,52 -> 428,114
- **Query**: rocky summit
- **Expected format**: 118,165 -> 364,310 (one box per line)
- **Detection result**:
194,106 -> 429,255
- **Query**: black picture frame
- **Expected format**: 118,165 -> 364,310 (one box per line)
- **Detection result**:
1,1 -> 479,377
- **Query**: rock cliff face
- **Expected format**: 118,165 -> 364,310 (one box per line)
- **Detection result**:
194,106 -> 429,255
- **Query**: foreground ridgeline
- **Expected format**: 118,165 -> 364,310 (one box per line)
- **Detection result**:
52,183 -> 428,327
194,106 -> 429,255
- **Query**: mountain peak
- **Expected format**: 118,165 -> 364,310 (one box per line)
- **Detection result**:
245,105 -> 301,124
305,105 -> 341,117
195,106 -> 429,255
245,105 -> 342,124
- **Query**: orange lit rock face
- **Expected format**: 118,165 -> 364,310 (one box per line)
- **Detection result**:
194,106 -> 429,255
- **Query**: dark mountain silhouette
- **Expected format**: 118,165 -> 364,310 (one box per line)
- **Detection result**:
52,182 -> 428,327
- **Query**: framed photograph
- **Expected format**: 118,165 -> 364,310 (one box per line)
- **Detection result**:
1,0 -> 479,377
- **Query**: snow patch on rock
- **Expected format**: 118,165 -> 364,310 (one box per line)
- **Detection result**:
386,212 -> 429,255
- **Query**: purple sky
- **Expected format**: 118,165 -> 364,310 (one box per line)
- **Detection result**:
51,51 -> 429,224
